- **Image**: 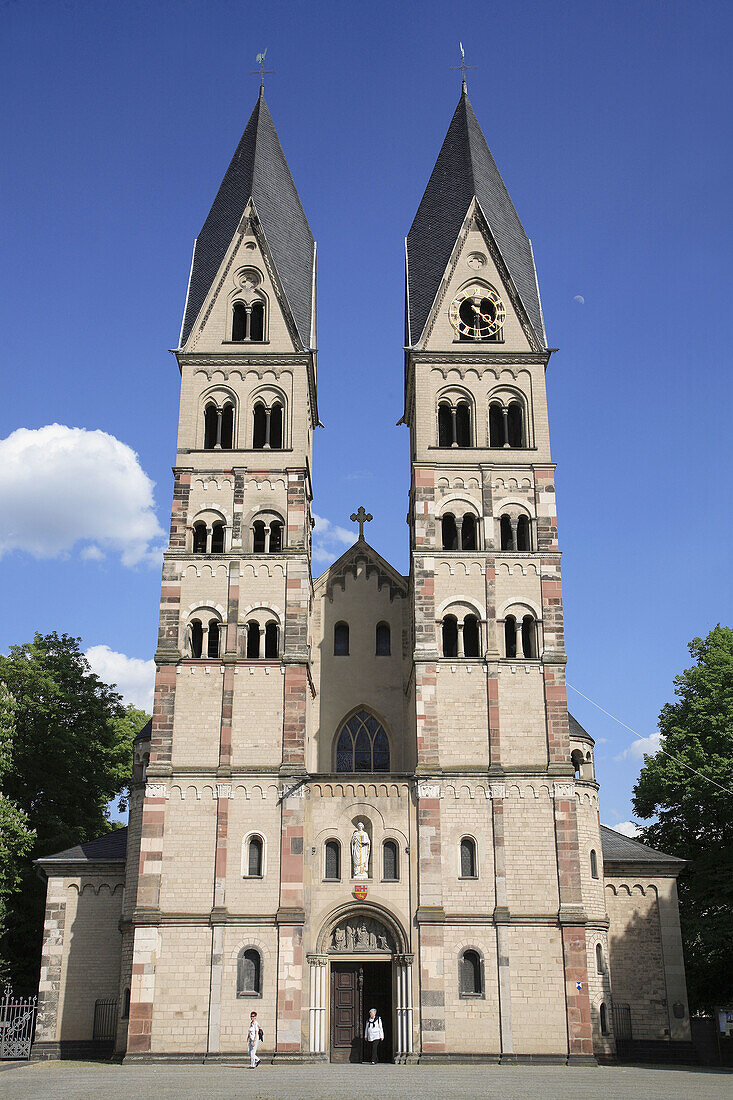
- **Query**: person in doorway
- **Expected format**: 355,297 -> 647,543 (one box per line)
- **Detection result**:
364,1007 -> 384,1064
248,1010 -> 261,1068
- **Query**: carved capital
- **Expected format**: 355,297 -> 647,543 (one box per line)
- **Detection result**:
145,783 -> 168,800
417,782 -> 441,799
553,781 -> 575,800
216,783 -> 232,800
489,782 -> 506,800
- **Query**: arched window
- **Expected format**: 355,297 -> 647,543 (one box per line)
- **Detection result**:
516,514 -> 530,551
122,987 -> 131,1018
438,402 -> 453,447
571,749 -> 584,778
521,615 -> 537,658
252,520 -> 266,554
504,615 -> 517,659
249,300 -> 265,342
507,402 -> 523,447
463,614 -> 480,658
600,1002 -> 609,1036
210,522 -> 225,554
461,513 -> 477,550
192,522 -> 207,554
500,514 -> 513,550
437,398 -> 472,447
203,401 -> 235,450
247,835 -> 263,877
324,840 -> 340,881
489,403 -> 504,447
596,943 -> 605,974
376,621 -> 391,656
460,837 -> 477,878
441,513 -> 458,550
269,520 -> 283,553
459,950 -> 483,996
252,399 -> 284,450
190,619 -> 204,659
232,301 -> 247,342
490,400 -> 525,448
442,615 -> 458,658
334,621 -> 349,656
336,709 -> 390,772
207,619 -> 221,658
237,947 -> 262,997
264,620 -> 279,659
590,849 -> 599,879
246,620 -> 260,659
383,840 -> 399,882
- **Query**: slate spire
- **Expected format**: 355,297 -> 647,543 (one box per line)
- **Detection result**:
406,87 -> 546,349
179,91 -> 315,350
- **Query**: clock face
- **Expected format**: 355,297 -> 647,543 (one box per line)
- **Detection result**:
449,284 -> 506,340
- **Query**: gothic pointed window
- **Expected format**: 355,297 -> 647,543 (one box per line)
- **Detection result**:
335,709 -> 390,773
376,621 -> 391,656
237,948 -> 262,997
441,513 -> 458,550
325,840 -> 341,881
442,615 -> 458,658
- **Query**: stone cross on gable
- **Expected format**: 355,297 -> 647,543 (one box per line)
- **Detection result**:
350,507 -> 373,541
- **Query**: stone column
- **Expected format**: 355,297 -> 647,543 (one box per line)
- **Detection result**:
395,954 -> 415,1057
33,877 -> 66,1047
307,955 -> 328,1053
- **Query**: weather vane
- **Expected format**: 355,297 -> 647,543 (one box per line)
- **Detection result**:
251,48 -> 275,90
451,42 -> 476,90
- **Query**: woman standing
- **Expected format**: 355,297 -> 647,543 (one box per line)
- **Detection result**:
248,1010 -> 261,1068
363,1007 -> 384,1064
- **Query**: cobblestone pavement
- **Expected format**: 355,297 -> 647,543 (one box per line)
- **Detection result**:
1,1061 -> 732,1100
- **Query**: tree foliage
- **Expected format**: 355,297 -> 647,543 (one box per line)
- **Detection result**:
633,624 -> 733,1012
0,633 -> 146,992
0,683 -> 35,981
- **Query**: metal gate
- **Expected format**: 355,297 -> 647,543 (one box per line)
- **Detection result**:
0,985 -> 37,1060
92,998 -> 118,1043
613,1002 -> 633,1041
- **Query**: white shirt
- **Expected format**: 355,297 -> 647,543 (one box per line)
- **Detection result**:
248,1021 -> 259,1044
364,1015 -> 384,1040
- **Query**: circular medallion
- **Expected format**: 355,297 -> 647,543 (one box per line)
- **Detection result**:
449,284 -> 506,340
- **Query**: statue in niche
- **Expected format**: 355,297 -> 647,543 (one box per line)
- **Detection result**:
351,822 -> 370,879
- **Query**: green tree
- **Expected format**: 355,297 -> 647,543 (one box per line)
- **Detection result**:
0,633 -> 145,992
0,683 -> 35,981
633,624 -> 733,1013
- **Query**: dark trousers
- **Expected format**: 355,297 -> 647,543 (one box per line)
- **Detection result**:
365,1038 -> 380,1063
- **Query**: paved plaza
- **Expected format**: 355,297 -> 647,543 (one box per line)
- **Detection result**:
1,1061 -> 731,1100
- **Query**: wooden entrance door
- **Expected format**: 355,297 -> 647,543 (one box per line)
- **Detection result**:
330,963 -> 363,1063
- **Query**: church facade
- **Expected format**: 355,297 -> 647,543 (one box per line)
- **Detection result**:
33,86 -> 691,1064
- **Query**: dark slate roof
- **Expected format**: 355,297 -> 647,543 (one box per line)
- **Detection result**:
600,825 -> 684,866
38,827 -> 128,865
568,713 -> 593,742
406,88 -> 546,349
179,89 -> 315,350
134,718 -> 152,744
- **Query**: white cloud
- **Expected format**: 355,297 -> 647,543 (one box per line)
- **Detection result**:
573,294 -> 585,305
615,730 -> 661,761
613,821 -> 641,838
0,424 -> 165,567
312,512 -> 356,568
85,645 -> 155,711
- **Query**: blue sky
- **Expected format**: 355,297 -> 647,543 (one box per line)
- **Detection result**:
2,0 -> 731,832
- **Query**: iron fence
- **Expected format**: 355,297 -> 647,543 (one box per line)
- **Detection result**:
0,985 -> 37,1060
92,998 -> 118,1043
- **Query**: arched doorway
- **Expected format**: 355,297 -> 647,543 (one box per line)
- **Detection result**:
308,905 -> 413,1063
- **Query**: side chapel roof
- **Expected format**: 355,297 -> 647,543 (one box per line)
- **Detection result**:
36,827 -> 129,867
179,88 -> 315,350
600,825 -> 685,868
406,86 -> 546,349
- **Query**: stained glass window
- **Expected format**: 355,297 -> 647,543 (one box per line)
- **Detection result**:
335,709 -> 390,773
